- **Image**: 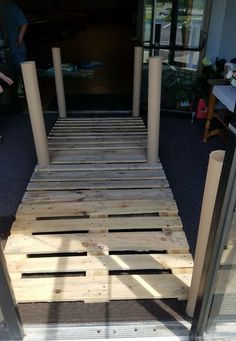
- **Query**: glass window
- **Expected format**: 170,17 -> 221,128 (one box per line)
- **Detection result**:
176,0 -> 205,48
204,207 -> 236,339
144,1 -> 153,42
155,1 -> 171,45
0,308 -> 5,328
174,50 -> 199,69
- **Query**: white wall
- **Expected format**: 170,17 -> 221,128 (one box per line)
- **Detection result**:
206,0 -> 236,63
205,0 -> 227,63
219,0 -> 236,61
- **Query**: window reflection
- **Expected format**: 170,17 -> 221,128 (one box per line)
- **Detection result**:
177,0 -> 204,48
0,309 -> 4,327
205,207 -> 236,337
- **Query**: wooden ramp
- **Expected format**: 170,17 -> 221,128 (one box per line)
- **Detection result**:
4,117 -> 193,303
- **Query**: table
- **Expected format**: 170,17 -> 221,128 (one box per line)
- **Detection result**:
203,79 -> 236,142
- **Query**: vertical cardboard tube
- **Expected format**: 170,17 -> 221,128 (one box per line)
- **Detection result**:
132,46 -> 143,117
21,61 -> 50,167
147,56 -> 162,163
186,150 -> 225,317
52,47 -> 67,118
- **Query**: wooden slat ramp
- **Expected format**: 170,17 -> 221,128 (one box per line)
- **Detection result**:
4,117 -> 193,303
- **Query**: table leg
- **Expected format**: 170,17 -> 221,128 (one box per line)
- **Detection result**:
203,91 -> 216,142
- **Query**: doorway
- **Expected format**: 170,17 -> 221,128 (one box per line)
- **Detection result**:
23,0 -> 138,112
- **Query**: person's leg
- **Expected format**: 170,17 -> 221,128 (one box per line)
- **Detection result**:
10,47 -> 26,97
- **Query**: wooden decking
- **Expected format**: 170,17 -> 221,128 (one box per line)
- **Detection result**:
4,117 -> 193,303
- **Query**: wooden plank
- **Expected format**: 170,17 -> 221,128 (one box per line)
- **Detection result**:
48,136 -> 147,143
27,179 -> 169,191
9,273 -> 191,302
55,120 -> 145,125
50,149 -> 147,164
55,121 -> 145,125
48,143 -> 146,150
57,118 -> 143,122
110,273 -> 191,300
49,132 -> 147,137
54,124 -> 145,129
48,136 -> 147,147
6,253 -> 193,274
50,149 -> 147,155
51,130 -> 147,135
16,199 -> 178,219
30,169 -> 166,182
35,162 -> 161,172
22,188 -> 173,203
52,126 -> 146,131
5,231 -> 188,255
11,216 -> 183,234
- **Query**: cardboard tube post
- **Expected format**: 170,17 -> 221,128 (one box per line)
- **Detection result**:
132,46 -> 143,117
147,56 -> 162,163
186,150 -> 225,317
52,47 -> 67,118
21,61 -> 50,167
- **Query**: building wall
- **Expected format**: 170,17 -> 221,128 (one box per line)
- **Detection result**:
205,0 -> 227,63
206,0 -> 236,63
219,0 -> 236,61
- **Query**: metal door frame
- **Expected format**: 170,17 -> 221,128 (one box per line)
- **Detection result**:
0,240 -> 23,340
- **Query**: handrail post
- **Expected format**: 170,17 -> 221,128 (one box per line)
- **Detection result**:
21,61 -> 50,168
132,46 -> 143,117
52,47 -> 67,118
147,56 -> 162,163
186,150 -> 225,317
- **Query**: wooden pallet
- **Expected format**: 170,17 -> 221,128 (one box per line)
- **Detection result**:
4,117 -> 193,303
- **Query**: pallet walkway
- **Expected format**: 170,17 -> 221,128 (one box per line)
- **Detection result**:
4,117 -> 193,303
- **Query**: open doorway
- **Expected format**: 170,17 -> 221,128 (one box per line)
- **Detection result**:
20,0 -> 138,112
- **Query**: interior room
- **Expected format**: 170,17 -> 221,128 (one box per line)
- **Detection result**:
0,0 -> 236,340
21,0 -> 138,111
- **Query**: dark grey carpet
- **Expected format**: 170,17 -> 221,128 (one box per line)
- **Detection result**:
159,116 -> 225,255
0,112 -> 57,238
0,110 -> 226,324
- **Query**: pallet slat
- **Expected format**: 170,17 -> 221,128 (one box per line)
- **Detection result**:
5,231 -> 188,255
30,169 -> 166,182
9,274 -> 192,303
22,188 -> 174,203
27,179 -> 169,191
50,149 -> 147,163
6,253 -> 193,273
11,216 -> 183,234
35,162 -> 161,172
16,199 -> 178,219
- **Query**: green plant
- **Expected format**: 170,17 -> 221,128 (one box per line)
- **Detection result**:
194,57 -> 226,100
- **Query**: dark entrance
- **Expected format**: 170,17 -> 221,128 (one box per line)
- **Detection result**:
23,0 -> 139,112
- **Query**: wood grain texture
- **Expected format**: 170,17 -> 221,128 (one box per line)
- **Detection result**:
4,116 -> 193,303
